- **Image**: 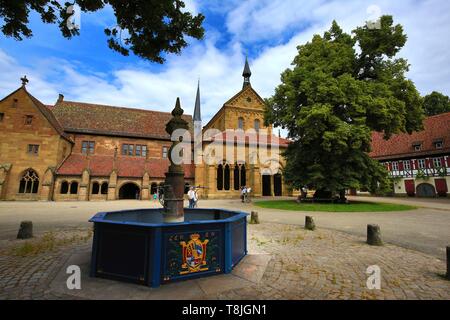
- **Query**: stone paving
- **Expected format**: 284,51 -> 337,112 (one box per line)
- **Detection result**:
0,223 -> 449,300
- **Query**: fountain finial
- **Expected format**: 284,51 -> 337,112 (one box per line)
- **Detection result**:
163,97 -> 189,223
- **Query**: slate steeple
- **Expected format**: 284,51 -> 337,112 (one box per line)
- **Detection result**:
193,80 -> 201,122
242,56 -> 252,89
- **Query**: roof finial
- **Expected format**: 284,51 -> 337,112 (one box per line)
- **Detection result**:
242,56 -> 251,89
193,79 -> 201,122
21,75 -> 29,87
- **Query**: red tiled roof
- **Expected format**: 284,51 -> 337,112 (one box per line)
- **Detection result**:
57,154 -> 195,179
370,112 -> 450,160
51,100 -> 193,140
205,130 -> 290,147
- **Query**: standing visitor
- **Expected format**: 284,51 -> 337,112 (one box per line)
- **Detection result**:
187,187 -> 196,208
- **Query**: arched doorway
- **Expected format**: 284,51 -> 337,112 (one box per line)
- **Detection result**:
262,175 -> 271,196
416,183 -> 436,197
119,183 -> 140,200
274,174 -> 282,196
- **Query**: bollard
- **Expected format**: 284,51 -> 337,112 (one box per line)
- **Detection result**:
305,216 -> 316,231
250,211 -> 260,224
446,246 -> 450,280
17,221 -> 33,239
367,224 -> 382,246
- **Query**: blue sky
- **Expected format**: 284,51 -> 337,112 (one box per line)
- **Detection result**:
1,0 -> 450,127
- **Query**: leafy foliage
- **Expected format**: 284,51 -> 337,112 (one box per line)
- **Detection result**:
0,0 -> 205,63
423,91 -> 450,116
265,16 -> 424,197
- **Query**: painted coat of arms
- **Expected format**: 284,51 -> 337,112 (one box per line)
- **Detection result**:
179,233 -> 209,275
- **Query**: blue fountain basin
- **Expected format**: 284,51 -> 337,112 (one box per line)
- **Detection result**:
89,208 -> 248,287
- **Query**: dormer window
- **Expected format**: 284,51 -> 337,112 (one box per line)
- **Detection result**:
412,142 -> 422,152
434,139 -> 444,149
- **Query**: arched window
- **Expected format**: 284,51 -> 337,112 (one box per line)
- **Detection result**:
18,169 -> 39,194
254,119 -> 260,132
60,181 -> 69,194
224,164 -> 230,191
217,164 -> 223,191
92,182 -> 99,194
240,165 -> 246,187
101,182 -> 108,195
233,164 -> 247,190
234,165 -> 240,190
238,117 -> 244,129
70,181 -> 78,194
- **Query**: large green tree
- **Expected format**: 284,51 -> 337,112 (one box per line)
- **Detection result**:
423,91 -> 450,116
0,0 -> 204,63
265,16 -> 424,200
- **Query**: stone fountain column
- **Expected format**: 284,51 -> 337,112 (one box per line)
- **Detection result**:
163,98 -> 189,223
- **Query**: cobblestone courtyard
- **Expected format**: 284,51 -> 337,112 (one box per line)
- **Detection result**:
0,223 -> 448,300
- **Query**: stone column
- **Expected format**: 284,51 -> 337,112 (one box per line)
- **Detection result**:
107,171 -> 117,200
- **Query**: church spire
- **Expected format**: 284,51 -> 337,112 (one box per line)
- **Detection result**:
193,79 -> 201,122
242,56 -> 252,89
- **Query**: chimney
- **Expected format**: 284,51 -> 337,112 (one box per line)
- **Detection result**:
57,94 -> 64,104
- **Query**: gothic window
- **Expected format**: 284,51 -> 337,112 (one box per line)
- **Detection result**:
70,181 -> 78,194
238,117 -> 244,130
92,182 -> 100,194
60,181 -> 69,194
224,164 -> 230,190
233,164 -> 247,190
234,166 -> 240,190
18,169 -> 39,194
217,164 -> 223,191
240,165 -> 246,186
101,182 -> 108,195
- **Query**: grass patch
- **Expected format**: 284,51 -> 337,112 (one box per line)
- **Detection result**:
254,200 -> 417,212
10,230 -> 92,257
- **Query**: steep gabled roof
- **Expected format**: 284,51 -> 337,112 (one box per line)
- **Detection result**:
0,86 -> 72,142
370,112 -> 450,160
51,100 -> 193,140
223,84 -> 265,108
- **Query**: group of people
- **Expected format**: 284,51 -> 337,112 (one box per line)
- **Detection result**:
186,185 -> 252,207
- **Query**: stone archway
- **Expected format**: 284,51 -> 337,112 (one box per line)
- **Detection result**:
416,183 -> 436,197
262,175 -> 271,196
119,183 -> 141,200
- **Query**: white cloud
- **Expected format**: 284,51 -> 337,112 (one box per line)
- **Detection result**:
1,0 -> 449,136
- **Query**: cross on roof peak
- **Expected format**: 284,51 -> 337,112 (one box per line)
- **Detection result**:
21,75 -> 29,87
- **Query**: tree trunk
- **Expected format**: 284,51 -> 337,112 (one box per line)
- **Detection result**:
339,190 -> 347,203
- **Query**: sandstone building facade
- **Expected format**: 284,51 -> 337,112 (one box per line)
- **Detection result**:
0,62 -> 290,201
